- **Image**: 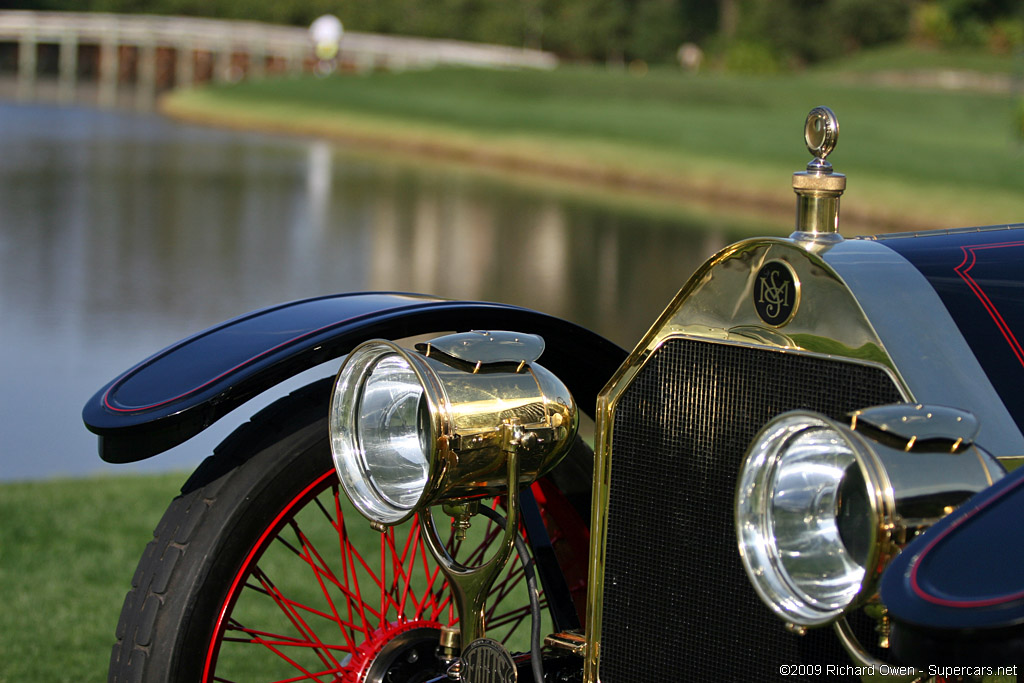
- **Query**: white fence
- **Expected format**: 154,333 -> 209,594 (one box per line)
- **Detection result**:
0,10 -> 557,108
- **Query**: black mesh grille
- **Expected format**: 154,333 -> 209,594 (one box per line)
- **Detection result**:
601,338 -> 904,682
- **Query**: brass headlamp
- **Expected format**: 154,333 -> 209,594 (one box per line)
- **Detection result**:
329,330 -> 578,527
735,404 -> 1004,631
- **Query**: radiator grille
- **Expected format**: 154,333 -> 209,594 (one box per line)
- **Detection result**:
600,337 -> 904,682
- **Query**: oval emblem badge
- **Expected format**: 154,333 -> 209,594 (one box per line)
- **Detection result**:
754,260 -> 799,327
461,637 -> 517,683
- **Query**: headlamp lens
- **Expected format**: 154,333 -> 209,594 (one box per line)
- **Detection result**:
737,413 -> 877,626
331,343 -> 436,525
356,353 -> 431,510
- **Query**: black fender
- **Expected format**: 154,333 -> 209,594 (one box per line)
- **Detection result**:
83,292 -> 627,463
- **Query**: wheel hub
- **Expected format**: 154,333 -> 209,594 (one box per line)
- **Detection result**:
343,620 -> 445,683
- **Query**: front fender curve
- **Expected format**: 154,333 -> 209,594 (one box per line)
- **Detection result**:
83,292 -> 626,463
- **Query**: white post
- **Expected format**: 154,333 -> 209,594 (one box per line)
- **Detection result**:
175,41 -> 194,89
136,38 -> 157,110
99,39 -> 119,108
17,32 -> 37,102
58,31 -> 78,104
214,44 -> 231,82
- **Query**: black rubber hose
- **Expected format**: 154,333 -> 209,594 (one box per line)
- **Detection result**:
477,504 -> 545,683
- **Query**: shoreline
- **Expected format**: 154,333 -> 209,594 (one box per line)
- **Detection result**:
160,92 -> 942,235
158,76 -> 1024,235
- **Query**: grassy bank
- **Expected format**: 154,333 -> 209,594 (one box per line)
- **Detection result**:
0,473 -> 186,682
162,58 -> 1024,232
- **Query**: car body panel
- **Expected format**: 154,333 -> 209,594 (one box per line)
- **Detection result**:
83,292 -> 626,463
825,234 -> 1024,455
868,225 -> 1024,441
881,462 -> 1024,666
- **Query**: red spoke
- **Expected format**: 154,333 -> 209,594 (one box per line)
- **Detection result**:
340,509 -> 375,637
380,531 -> 387,626
488,568 -> 529,611
461,523 -> 503,567
379,528 -> 404,624
223,635 -> 350,652
345,527 -> 398,606
243,580 -> 365,631
415,540 -> 446,620
225,621 -> 351,651
251,655 -> 341,683
431,591 -> 454,622
486,603 -> 533,632
252,568 -> 341,672
290,520 -> 359,653
270,667 -> 347,683
334,490 -> 369,644
392,526 -> 421,617
269,534 -> 366,620
230,614 -> 336,683
208,469 -> 578,682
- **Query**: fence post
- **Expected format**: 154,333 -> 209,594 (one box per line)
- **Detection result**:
58,30 -> 78,104
136,36 -> 157,109
17,29 -> 37,102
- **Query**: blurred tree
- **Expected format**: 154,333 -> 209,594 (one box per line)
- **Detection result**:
735,0 -> 910,66
912,0 -> 1024,51
542,0 -> 629,62
718,0 -> 738,38
627,0 -> 681,63
942,0 -> 1023,23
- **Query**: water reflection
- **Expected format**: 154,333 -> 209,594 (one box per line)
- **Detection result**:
0,102 -> 774,480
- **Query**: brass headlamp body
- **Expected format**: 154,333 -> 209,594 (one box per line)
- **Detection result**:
736,403 -> 1004,637
330,330 -> 578,646
330,331 -> 578,527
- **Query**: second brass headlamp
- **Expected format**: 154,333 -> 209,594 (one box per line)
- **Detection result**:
329,331 -> 578,526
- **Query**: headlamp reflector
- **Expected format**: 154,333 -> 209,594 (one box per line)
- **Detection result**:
736,413 -> 884,627
331,342 -> 439,525
355,353 -> 431,510
769,426 -> 866,610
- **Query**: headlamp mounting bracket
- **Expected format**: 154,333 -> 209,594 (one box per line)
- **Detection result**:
420,423 -> 528,647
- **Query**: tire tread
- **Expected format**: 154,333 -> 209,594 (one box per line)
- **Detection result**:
108,379 -> 332,683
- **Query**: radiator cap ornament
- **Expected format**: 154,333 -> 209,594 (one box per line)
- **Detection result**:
791,106 -> 846,241
804,105 -> 839,173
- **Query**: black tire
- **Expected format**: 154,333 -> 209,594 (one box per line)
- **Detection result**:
109,379 -> 589,683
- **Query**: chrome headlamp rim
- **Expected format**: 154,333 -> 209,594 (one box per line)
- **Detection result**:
735,411 -> 894,627
329,339 -> 450,526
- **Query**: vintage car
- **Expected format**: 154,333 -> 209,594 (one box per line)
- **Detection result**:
85,107 -> 1024,683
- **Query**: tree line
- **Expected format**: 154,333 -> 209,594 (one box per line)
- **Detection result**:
9,0 -> 1024,68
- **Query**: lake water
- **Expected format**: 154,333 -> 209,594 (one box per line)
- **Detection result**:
0,102 -> 781,480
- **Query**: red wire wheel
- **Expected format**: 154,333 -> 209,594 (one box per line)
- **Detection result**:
109,381 -> 590,683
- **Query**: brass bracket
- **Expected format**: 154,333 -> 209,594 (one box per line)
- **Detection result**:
545,630 -> 587,657
420,424 -> 524,645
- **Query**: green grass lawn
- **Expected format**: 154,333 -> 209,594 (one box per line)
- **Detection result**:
0,473 -> 186,683
162,48 -> 1024,232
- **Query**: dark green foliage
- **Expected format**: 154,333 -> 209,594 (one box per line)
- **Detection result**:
627,0 -> 684,63
914,0 -> 1024,51
942,0 -> 1023,24
736,0 -> 911,66
7,0 -> 1023,66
